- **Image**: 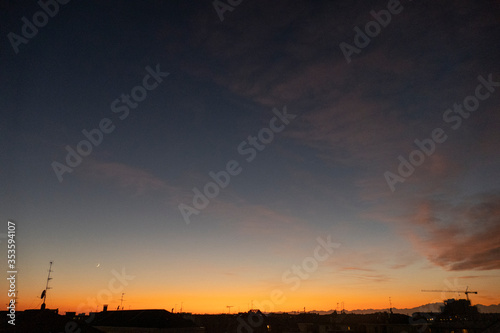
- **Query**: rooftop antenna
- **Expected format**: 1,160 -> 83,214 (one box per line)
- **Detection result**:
226,305 -> 234,314
40,261 -> 53,310
119,293 -> 125,310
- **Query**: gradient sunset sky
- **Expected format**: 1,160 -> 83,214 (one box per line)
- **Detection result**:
1,0 -> 499,314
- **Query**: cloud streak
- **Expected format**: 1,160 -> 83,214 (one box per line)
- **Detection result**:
81,160 -> 172,196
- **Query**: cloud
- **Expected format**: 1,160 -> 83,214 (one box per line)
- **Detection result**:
361,188 -> 500,272
209,198 -> 311,238
159,0 -> 500,276
341,266 -> 374,272
338,266 -> 392,283
457,275 -> 483,279
349,274 -> 392,283
405,193 -> 500,271
81,160 -> 172,195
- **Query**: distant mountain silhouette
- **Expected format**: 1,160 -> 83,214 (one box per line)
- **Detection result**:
308,302 -> 500,315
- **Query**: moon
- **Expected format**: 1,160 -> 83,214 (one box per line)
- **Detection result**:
96,263 -> 100,268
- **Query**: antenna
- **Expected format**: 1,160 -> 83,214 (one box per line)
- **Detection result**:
119,293 -> 125,310
41,261 -> 53,310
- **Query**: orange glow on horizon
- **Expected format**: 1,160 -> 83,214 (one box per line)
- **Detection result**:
13,290 -> 498,315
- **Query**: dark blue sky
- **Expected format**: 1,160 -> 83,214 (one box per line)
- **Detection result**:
1,0 -> 500,313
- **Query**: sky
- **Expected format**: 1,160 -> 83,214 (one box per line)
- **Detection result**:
1,0 -> 499,315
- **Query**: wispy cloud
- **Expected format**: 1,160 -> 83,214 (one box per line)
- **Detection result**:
164,0 -> 500,275
209,198 -> 312,239
338,266 -> 392,283
341,266 -> 375,272
81,160 -> 173,195
349,274 -> 392,283
389,193 -> 500,271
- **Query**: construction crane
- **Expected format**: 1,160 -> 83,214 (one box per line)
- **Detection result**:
226,305 -> 234,314
421,286 -> 478,301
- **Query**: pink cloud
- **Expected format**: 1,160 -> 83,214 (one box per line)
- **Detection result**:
374,193 -> 500,271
